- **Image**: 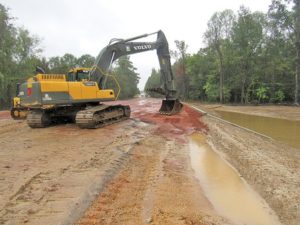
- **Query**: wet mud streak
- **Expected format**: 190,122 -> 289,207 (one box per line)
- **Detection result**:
129,99 -> 208,143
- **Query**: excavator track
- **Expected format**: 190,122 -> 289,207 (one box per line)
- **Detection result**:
27,110 -> 51,128
75,104 -> 131,129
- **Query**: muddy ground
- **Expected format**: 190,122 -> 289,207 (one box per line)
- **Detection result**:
189,103 -> 300,224
0,98 -> 299,225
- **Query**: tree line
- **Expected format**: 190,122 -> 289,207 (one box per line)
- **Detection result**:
0,4 -> 139,109
146,0 -> 300,105
2,0 -> 299,108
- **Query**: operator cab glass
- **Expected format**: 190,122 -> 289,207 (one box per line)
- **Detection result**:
67,69 -> 90,81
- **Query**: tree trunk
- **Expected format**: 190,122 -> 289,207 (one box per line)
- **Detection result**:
219,60 -> 224,103
294,0 -> 300,105
271,65 -> 275,102
295,48 -> 299,105
241,65 -> 247,104
241,79 -> 245,104
217,46 -> 224,103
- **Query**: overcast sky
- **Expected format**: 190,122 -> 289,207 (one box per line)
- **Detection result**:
2,0 -> 271,90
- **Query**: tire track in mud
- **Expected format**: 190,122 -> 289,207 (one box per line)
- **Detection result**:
141,139 -> 171,223
0,120 -> 26,135
77,134 -> 230,225
77,135 -> 168,225
77,101 -> 230,225
77,99 -> 230,225
0,119 -> 151,225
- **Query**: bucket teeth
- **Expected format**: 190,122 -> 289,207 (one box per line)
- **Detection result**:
159,99 -> 183,115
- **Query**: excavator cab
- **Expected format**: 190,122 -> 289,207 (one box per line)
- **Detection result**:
67,68 -> 90,81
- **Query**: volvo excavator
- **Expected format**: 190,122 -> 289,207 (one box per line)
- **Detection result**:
10,30 -> 183,128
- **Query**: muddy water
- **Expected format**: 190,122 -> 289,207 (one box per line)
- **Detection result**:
216,110 -> 300,149
189,133 -> 281,225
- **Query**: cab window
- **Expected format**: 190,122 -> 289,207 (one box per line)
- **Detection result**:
66,70 -> 89,81
77,70 -> 89,81
67,72 -> 76,81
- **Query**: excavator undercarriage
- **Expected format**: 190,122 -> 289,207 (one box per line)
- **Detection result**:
26,104 -> 130,129
75,105 -> 130,129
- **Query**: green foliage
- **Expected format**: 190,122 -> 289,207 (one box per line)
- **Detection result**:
274,89 -> 285,102
46,53 -> 95,74
204,75 -> 219,101
204,10 -> 235,103
77,54 -> 95,68
0,4 -> 42,108
186,51 -> 212,100
172,40 -> 189,99
48,54 -> 75,73
181,2 -> 299,104
256,86 -> 269,102
107,56 -> 140,99
144,68 -> 161,97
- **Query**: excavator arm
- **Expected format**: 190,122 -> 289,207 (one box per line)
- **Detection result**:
89,30 -> 182,115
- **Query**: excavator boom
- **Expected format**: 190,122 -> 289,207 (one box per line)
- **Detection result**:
89,30 -> 182,115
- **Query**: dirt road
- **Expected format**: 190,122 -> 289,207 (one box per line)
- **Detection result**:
0,98 -> 299,225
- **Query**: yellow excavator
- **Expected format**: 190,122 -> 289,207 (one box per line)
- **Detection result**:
10,30 -> 182,128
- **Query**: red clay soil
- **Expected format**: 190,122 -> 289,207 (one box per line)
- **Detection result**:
77,99 -> 227,225
115,98 -> 207,143
1,98 -> 207,142
0,111 -> 10,119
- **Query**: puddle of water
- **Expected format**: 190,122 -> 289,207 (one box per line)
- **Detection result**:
189,133 -> 281,225
216,110 -> 300,149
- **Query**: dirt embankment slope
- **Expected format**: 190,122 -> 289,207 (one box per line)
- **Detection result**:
189,102 -> 300,224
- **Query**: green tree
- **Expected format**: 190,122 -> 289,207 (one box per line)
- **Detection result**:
186,49 -> 215,100
77,54 -> 95,68
204,9 -> 235,103
268,0 -> 300,104
108,56 -> 140,99
231,7 -> 265,103
48,53 -> 77,73
172,40 -> 189,99
0,4 -> 42,108
256,85 -> 269,103
144,68 -> 161,97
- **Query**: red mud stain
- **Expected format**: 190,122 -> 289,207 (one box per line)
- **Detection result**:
114,98 -> 207,143
0,111 -> 11,119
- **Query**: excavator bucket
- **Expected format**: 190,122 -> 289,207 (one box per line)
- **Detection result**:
159,99 -> 183,115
